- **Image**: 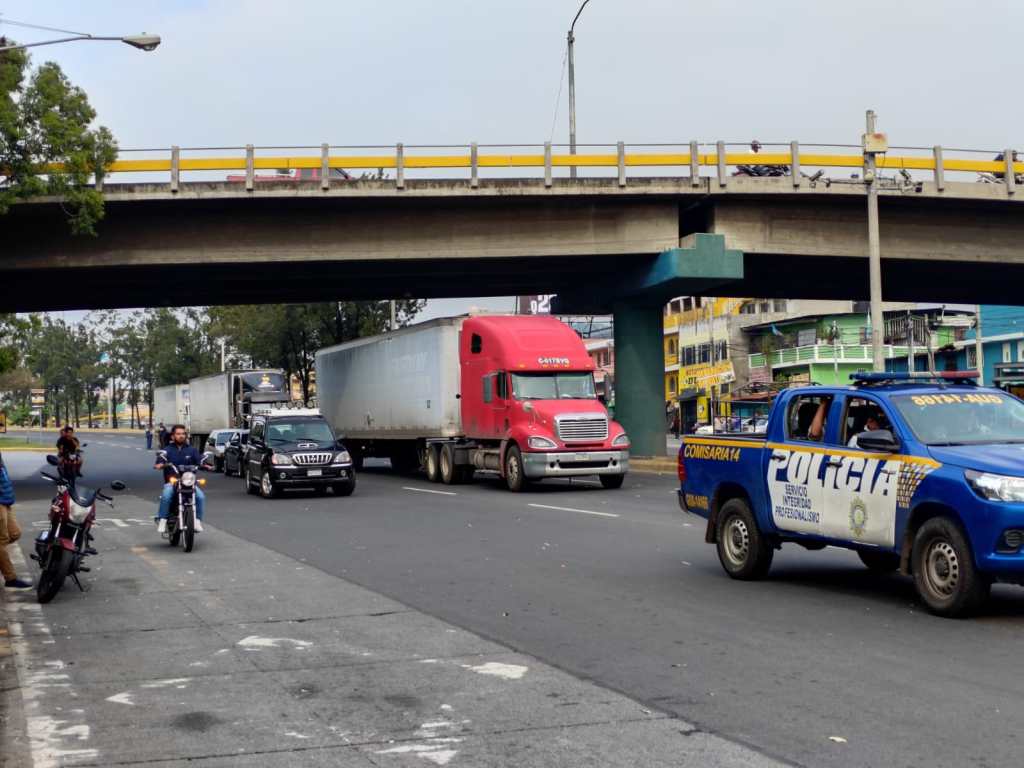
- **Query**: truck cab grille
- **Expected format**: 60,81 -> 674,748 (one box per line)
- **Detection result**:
293,452 -> 332,465
556,414 -> 609,443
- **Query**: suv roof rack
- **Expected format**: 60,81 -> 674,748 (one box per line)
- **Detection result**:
850,370 -> 979,387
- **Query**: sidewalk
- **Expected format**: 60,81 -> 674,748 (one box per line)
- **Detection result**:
1,493 -> 780,767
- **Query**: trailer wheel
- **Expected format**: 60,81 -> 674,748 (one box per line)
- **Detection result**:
425,445 -> 441,483
715,498 -> 773,580
439,444 -> 457,485
505,445 -> 527,492
912,517 -> 990,617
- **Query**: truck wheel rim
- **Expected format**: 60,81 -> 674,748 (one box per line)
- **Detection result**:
261,474 -> 272,496
508,455 -> 520,485
723,517 -> 750,566
924,540 -> 959,597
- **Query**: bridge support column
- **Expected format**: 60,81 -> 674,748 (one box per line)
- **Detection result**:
613,301 -> 666,458
552,232 -> 745,460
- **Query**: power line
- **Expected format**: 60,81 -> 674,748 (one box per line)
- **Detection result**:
0,17 -> 92,37
547,47 -> 568,145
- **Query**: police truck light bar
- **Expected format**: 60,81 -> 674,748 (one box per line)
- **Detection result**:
851,370 -> 979,383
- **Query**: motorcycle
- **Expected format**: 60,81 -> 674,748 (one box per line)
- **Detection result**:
33,454 -> 126,604
157,450 -> 214,553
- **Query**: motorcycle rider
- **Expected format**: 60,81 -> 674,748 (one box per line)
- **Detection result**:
55,425 -> 83,478
154,424 -> 205,534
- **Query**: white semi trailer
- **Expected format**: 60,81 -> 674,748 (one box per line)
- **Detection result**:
152,384 -> 189,430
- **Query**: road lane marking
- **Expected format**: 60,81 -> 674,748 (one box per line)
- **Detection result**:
527,503 -> 619,519
403,486 -> 458,496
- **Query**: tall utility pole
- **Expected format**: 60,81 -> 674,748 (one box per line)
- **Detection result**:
863,110 -> 886,372
974,304 -> 985,384
567,0 -> 591,180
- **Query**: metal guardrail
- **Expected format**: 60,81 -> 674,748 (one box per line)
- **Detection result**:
48,141 -> 1024,193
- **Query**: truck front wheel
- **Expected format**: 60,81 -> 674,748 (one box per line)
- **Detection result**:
599,474 -> 625,489
912,517 -> 990,617
715,498 -> 773,580
504,446 -> 527,492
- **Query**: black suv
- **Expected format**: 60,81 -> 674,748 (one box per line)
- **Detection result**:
243,411 -> 356,498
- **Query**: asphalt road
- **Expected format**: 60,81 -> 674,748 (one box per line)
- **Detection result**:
9,431 -> 1024,768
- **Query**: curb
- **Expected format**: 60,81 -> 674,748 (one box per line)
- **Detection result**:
0,446 -> 50,453
630,458 -> 677,474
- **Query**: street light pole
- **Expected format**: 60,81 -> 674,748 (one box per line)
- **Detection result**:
567,0 -> 591,181
863,110 -> 886,372
0,19 -> 160,52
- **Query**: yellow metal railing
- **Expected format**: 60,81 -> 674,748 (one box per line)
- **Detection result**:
95,151 -> 1021,175
37,141 -> 1024,189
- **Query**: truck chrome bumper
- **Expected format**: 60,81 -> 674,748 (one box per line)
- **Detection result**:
522,450 -> 628,479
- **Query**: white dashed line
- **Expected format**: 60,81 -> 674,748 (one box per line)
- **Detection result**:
402,486 -> 458,496
527,503 -> 619,519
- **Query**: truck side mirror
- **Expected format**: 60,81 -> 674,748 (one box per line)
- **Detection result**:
857,430 -> 900,453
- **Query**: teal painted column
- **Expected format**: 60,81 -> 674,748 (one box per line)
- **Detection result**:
613,300 -> 665,458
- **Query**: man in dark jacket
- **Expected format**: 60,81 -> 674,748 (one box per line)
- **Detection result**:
0,451 -> 32,589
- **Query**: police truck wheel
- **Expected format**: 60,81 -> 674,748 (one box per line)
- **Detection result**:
912,517 -> 990,617
857,549 -> 900,572
599,474 -> 625,489
425,445 -> 441,483
715,498 -> 773,580
504,445 -> 527,493
439,444 -> 457,485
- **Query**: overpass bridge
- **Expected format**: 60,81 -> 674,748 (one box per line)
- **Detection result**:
4,140 -> 1024,454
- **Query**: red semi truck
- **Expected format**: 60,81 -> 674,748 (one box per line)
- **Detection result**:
315,315 -> 630,491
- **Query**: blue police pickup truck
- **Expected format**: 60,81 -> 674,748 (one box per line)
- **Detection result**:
678,371 -> 1024,617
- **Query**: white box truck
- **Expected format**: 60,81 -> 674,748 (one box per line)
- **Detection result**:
153,384 -> 189,430
187,369 -> 290,449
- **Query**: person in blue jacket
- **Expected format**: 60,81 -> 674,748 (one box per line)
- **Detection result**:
0,451 -> 32,589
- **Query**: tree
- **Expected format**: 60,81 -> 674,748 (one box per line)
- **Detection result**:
0,39 -> 117,235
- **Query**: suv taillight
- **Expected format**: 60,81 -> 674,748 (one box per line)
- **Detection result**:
677,445 -> 686,483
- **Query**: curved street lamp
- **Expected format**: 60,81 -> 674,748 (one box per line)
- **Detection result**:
0,33 -> 160,53
567,0 -> 592,180
0,19 -> 160,53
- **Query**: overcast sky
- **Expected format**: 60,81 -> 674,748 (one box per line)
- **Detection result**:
5,0 -> 1022,321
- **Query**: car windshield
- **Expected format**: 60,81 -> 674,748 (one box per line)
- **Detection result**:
266,420 -> 335,444
891,391 -> 1024,445
215,433 -> 232,445
511,372 -> 596,400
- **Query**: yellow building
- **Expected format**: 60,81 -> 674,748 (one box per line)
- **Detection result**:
664,297 -> 746,427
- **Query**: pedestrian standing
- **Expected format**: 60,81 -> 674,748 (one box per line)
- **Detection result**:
158,422 -> 168,448
0,451 -> 32,589
145,426 -> 153,450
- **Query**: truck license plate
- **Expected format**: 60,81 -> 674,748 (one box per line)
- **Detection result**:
307,469 -> 322,477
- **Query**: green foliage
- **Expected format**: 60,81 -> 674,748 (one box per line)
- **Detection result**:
0,39 -> 117,235
1,301 -> 425,426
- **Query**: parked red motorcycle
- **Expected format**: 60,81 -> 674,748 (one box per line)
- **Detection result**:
33,454 -> 125,603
